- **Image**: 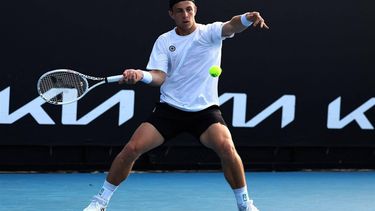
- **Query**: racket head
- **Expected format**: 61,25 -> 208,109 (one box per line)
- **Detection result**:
37,69 -> 89,105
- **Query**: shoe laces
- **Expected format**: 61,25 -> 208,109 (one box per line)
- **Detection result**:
238,200 -> 258,211
92,195 -> 108,207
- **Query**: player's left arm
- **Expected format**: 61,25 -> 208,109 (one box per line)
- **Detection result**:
222,12 -> 269,37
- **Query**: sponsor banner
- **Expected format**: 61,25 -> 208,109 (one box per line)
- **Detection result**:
0,1 -> 374,146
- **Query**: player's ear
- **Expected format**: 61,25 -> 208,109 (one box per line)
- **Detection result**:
168,10 -> 175,20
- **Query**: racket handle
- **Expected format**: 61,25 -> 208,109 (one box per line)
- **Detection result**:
106,75 -> 123,83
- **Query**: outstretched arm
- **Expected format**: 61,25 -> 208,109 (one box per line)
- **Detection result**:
222,12 -> 269,37
120,69 -> 166,86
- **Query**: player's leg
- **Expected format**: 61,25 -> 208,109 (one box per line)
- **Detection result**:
84,122 -> 164,211
200,123 -> 259,211
200,123 -> 245,188
106,122 -> 164,185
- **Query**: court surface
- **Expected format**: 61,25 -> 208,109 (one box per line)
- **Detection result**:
1,171 -> 374,211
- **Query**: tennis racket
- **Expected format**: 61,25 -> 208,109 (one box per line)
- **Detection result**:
37,69 -> 123,105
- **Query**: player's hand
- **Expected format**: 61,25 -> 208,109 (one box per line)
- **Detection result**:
247,12 -> 269,29
120,69 -> 143,84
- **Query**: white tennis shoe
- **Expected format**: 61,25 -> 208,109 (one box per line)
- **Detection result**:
83,195 -> 107,211
238,200 -> 259,211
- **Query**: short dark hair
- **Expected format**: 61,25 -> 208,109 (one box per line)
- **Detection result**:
169,0 -> 196,10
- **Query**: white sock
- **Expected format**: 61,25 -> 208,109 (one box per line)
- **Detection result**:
97,180 -> 118,202
233,186 -> 251,206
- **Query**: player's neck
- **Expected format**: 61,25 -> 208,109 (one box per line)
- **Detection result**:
175,23 -> 197,36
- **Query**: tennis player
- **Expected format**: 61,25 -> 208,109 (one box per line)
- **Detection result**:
84,0 -> 268,210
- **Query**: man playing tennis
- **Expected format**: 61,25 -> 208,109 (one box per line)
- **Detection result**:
84,0 -> 268,210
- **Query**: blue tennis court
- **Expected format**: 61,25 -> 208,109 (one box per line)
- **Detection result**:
1,171 -> 374,211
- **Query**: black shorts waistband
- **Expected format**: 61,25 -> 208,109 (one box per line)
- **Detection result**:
155,103 -> 220,117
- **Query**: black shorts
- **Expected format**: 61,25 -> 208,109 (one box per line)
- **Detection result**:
146,103 -> 227,140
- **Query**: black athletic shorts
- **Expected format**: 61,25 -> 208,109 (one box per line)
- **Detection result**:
146,103 -> 227,140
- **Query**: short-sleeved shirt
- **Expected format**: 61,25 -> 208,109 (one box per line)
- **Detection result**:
146,22 -> 231,112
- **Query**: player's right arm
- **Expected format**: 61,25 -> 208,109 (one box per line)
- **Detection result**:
120,69 -> 166,86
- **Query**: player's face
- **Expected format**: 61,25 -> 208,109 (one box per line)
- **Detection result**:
169,1 -> 197,35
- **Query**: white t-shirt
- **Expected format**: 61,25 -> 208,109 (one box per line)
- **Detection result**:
146,22 -> 231,112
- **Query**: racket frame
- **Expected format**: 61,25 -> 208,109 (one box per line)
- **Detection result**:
37,69 -> 123,105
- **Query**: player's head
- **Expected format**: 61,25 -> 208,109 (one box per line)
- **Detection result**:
169,0 -> 195,10
168,0 -> 197,35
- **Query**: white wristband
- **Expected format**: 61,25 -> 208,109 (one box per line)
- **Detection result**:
240,13 -> 253,27
140,71 -> 152,84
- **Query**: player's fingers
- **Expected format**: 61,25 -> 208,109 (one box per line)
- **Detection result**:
131,71 -> 139,83
123,70 -> 134,84
247,13 -> 254,20
129,72 -> 135,83
262,22 -> 270,29
122,70 -> 130,79
253,19 -> 260,27
121,69 -> 141,84
247,12 -> 257,22
249,12 -> 259,18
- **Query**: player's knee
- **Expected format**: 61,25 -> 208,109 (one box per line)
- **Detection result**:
217,139 -> 236,160
119,143 -> 142,160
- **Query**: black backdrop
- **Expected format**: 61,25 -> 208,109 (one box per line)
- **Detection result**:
0,1 -> 374,170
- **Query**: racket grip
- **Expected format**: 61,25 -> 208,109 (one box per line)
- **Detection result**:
106,75 -> 123,83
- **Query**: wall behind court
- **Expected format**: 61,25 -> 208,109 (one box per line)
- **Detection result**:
0,0 -> 374,152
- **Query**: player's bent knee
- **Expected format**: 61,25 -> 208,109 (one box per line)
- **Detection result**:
217,140 -> 237,160
119,143 -> 143,161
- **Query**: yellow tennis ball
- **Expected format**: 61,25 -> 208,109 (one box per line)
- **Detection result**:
209,65 -> 222,77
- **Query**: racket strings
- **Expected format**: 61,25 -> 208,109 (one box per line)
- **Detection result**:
38,72 -> 87,103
